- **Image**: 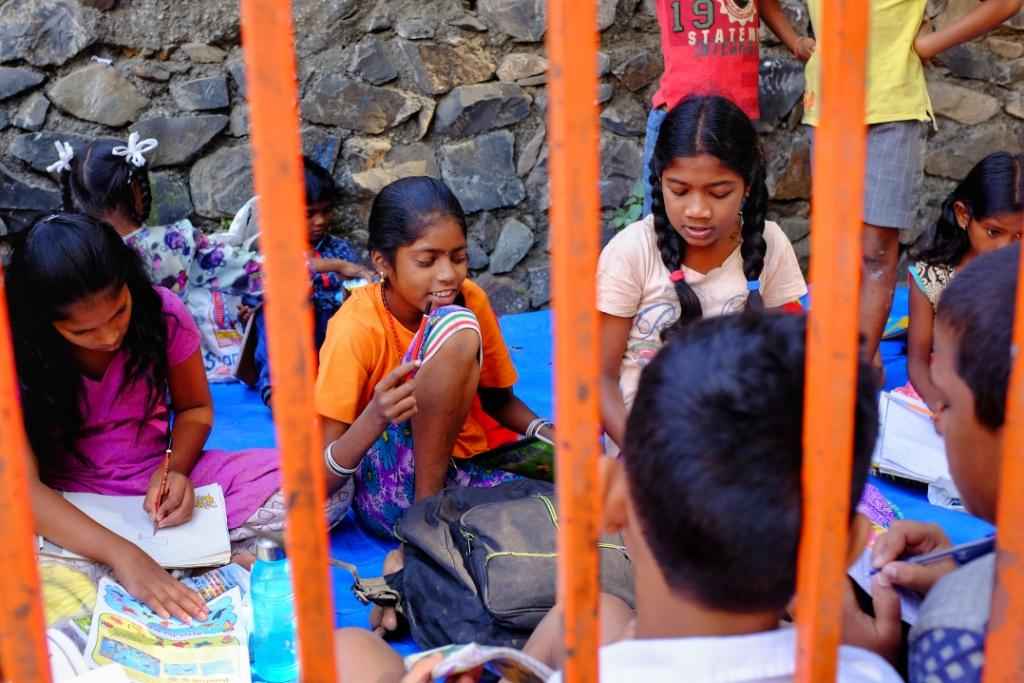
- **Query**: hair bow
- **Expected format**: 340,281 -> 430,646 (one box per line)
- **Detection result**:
45,141 -> 75,174
112,132 -> 159,168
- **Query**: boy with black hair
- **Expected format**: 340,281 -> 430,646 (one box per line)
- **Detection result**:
331,313 -> 902,683
846,243 -> 1021,683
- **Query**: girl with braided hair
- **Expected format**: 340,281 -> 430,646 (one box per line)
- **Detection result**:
598,95 -> 807,451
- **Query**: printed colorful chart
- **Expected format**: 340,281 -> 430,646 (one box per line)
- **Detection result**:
85,577 -> 250,683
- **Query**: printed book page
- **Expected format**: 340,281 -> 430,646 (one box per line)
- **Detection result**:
85,577 -> 250,683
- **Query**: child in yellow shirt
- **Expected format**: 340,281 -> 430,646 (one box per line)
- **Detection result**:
800,0 -> 1021,374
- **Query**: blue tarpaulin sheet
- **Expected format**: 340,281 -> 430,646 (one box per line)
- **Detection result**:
209,291 -> 989,670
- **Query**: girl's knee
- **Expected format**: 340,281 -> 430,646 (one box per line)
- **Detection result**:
433,327 -> 481,363
418,307 -> 482,369
420,321 -> 482,374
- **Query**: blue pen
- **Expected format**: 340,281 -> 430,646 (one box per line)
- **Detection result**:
870,535 -> 995,576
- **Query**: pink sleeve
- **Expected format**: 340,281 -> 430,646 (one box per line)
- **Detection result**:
156,287 -> 201,367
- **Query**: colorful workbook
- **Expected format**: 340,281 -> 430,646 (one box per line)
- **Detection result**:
44,484 -> 231,568
85,577 -> 250,683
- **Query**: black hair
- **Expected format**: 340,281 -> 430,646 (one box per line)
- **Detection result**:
910,152 -> 1024,268
937,242 -> 1020,430
303,156 -> 342,208
622,313 -> 878,613
367,176 -> 467,264
649,95 -> 770,340
4,213 -> 169,472
58,139 -> 153,226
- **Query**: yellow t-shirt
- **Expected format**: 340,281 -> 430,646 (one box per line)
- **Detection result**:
315,280 -> 518,458
803,0 -> 932,126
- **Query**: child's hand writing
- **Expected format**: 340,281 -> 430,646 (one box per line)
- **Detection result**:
112,544 -> 208,623
871,520 -> 956,595
144,470 -> 196,529
369,361 -> 421,428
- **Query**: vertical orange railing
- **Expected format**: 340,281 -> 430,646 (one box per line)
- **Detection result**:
0,267 -> 51,681
982,239 -> 1024,681
546,1 -> 603,682
795,0 -> 869,679
6,4 -> 1024,683
239,2 -> 338,682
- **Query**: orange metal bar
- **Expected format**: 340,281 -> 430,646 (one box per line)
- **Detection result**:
239,2 -> 338,681
982,239 -> 1024,682
0,265 -> 52,682
546,1 -> 602,682
794,0 -> 869,678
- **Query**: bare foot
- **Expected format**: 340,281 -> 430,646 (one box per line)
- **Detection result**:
371,548 -> 405,637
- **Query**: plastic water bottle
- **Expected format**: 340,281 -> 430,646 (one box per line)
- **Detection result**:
251,538 -> 299,682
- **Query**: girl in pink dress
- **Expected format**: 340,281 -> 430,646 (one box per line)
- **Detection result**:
5,214 -> 351,621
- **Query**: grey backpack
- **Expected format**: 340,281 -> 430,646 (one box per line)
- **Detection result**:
346,479 -> 635,649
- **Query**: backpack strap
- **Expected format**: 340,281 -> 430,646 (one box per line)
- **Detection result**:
330,558 -> 404,612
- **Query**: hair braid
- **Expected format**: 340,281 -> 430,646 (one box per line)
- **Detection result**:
740,143 -> 769,312
650,168 -> 703,341
130,170 -> 153,225
58,166 -> 74,212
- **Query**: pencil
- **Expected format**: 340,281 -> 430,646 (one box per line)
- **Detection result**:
153,445 -> 172,535
407,301 -> 433,379
869,535 -> 995,575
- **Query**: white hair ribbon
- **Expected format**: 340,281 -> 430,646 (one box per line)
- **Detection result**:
112,132 -> 158,168
45,140 -> 75,174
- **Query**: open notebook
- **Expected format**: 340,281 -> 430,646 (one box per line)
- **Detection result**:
42,484 -> 231,568
872,392 -> 950,484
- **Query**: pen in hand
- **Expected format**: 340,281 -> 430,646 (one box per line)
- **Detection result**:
153,443 -> 172,535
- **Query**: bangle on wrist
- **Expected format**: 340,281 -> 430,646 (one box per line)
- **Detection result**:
525,418 -> 553,440
324,440 -> 359,478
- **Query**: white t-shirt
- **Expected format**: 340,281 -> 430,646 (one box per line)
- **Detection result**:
547,627 -> 903,683
597,215 -> 807,411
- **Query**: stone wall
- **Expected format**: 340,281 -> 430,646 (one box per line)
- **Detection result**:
1,0 -> 1022,312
